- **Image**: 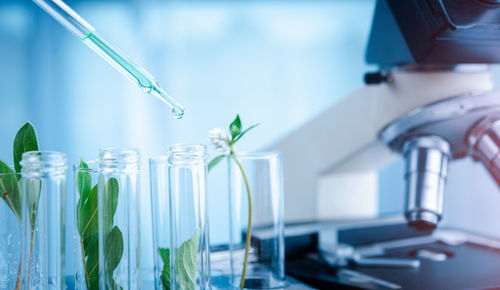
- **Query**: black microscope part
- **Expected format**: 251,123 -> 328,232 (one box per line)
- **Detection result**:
366,0 -> 500,66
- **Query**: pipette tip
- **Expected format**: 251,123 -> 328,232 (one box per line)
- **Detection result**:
172,107 -> 185,119
148,85 -> 185,119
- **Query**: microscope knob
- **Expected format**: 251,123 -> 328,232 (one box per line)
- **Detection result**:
364,71 -> 391,85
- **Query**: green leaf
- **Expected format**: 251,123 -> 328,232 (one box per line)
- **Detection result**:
83,234 -> 99,290
229,115 -> 242,140
26,178 -> 41,232
83,233 -> 98,251
103,178 -> 119,234
105,226 -> 124,273
77,172 -> 123,290
76,161 -> 125,290
76,159 -> 101,290
102,179 -> 123,289
158,248 -> 171,290
77,177 -> 123,290
159,229 -> 201,290
105,178 -> 119,218
176,229 -> 200,290
7,122 -> 42,289
107,277 -> 123,290
0,160 -> 21,222
77,159 -> 92,203
207,155 -> 225,172
13,122 -> 39,173
0,122 -> 40,224
233,123 -> 259,144
77,185 -> 98,239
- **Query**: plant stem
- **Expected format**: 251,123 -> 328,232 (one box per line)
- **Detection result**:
27,187 -> 40,290
13,182 -> 24,290
27,231 -> 35,290
80,238 -> 91,288
15,260 -> 21,290
231,154 -> 252,289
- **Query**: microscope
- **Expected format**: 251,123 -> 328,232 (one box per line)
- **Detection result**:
373,0 -> 500,231
273,0 -> 500,228
272,0 -> 500,288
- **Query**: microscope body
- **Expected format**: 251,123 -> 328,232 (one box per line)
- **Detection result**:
271,68 -> 493,224
379,70 -> 500,229
272,0 -> 500,228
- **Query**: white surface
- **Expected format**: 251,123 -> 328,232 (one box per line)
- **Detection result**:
317,171 -> 378,219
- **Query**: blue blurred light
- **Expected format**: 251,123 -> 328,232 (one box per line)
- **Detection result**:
0,0 -> 376,279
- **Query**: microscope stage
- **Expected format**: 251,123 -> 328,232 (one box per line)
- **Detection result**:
285,221 -> 500,289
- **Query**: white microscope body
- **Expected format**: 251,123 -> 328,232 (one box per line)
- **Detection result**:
271,68 -> 495,225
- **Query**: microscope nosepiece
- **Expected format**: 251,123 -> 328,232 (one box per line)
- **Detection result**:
402,136 -> 451,230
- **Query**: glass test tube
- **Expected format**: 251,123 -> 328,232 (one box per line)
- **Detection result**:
227,152 -> 286,289
98,148 -> 141,289
21,151 -> 68,289
150,144 -> 211,290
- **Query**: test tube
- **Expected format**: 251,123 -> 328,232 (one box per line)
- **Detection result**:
98,148 -> 141,289
149,145 -> 211,290
21,151 -> 68,289
32,0 -> 185,118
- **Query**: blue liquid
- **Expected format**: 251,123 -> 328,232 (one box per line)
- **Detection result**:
83,32 -> 185,118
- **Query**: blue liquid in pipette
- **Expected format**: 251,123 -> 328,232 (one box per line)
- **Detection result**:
82,32 -> 184,119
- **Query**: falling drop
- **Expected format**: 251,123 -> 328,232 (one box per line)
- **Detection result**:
172,108 -> 184,119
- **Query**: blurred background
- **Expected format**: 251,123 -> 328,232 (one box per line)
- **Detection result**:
2,0 -> 500,280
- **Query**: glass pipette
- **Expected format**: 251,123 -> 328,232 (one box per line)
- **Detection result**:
32,0 -> 185,119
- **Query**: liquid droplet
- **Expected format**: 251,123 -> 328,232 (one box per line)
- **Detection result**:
172,108 -> 184,119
